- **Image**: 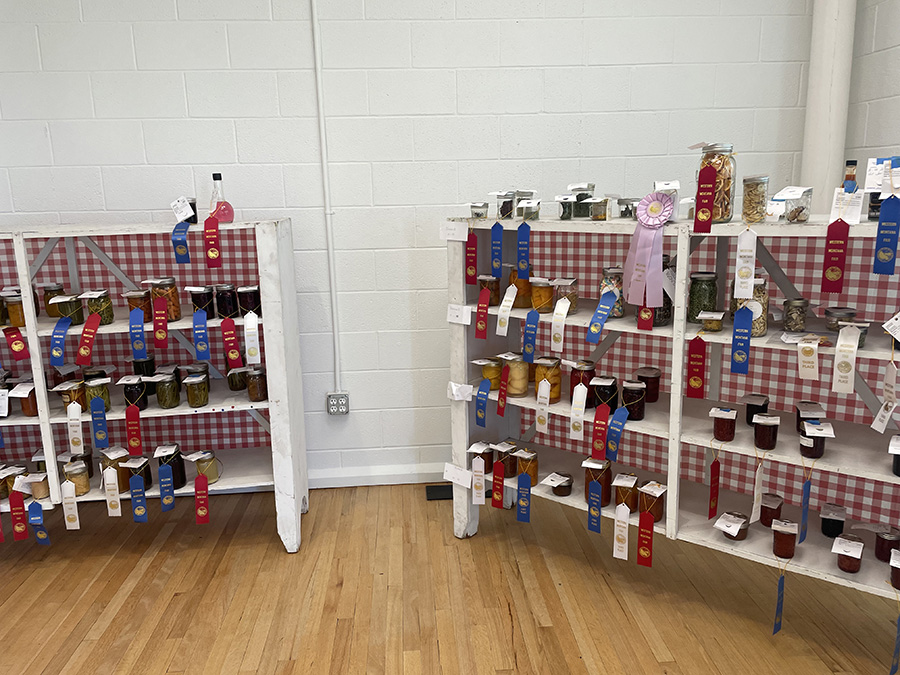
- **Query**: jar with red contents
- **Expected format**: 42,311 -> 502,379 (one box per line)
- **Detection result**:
583,459 -> 611,506
710,407 -> 737,442
795,400 -> 825,433
622,380 -> 646,421
634,367 -> 661,403
876,527 -> 900,563
772,520 -> 797,559
835,534 -> 864,574
760,493 -> 783,528
569,360 -> 596,408
753,414 -> 780,450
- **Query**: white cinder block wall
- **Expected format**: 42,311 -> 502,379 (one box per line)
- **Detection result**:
0,0 -> 844,486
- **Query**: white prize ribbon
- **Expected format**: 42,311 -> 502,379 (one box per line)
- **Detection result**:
536,379 -> 550,434
831,325 -> 860,394
67,402 -> 84,453
749,463 -> 764,524
103,466 -> 122,517
872,364 -> 897,433
61,480 -> 81,530
550,297 -> 570,353
797,336 -> 819,381
0,390 -> 7,418
734,229 -> 757,299
613,503 -> 630,560
570,383 -> 588,441
496,285 -> 517,337
244,311 -> 261,364
471,456 -> 485,505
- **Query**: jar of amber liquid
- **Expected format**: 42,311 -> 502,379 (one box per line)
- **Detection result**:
517,451 -> 538,487
85,378 -> 111,413
237,285 -> 262,317
592,376 -> 618,411
836,534 -> 864,573
151,277 -> 181,321
506,357 -> 529,398
124,289 -> 153,323
569,360 -> 596,408
64,462 -> 91,496
247,367 -> 267,402
499,447 -> 518,478
43,283 -> 65,317
531,280 -> 554,314
5,295 -> 25,327
508,268 -> 532,309
622,380 -> 646,421
101,455 -> 131,494
760,493 -> 783,528
477,276 -> 501,306
481,358 -> 502,390
19,387 -> 38,417
876,528 -> 900,563
190,286 -> 215,316
639,482 -> 665,523
753,415 -> 779,450
634,367 -> 661,403
534,358 -> 561,404
86,290 -> 115,325
584,461 -> 612,506
59,381 -> 87,411
772,521 -> 797,559
556,279 -> 578,314
615,475 -> 639,513
215,284 -> 240,319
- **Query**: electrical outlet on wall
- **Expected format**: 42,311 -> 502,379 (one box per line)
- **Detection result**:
327,392 -> 349,415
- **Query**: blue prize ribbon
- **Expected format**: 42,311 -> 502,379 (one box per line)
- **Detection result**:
891,615 -> 900,675
516,223 -> 530,279
171,220 -> 191,264
29,501 -> 50,545
130,473 -> 149,523
475,378 -> 491,428
606,406 -> 629,462
586,291 -> 617,345
588,480 -> 602,533
843,179 -> 857,194
516,472 -> 531,523
0,428 -> 4,448
129,308 -> 148,360
158,463 -> 175,512
193,309 -> 210,361
773,573 -> 785,635
50,317 -> 72,367
90,396 -> 109,449
800,478 -> 811,544
491,222 -> 503,277
522,309 -> 539,363
874,195 -> 900,275
730,306 -> 752,374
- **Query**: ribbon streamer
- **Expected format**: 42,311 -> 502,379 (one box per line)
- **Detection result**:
623,192 -> 672,308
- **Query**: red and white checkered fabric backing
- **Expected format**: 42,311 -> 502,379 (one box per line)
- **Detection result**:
522,229 -> 900,525
0,230 -> 270,463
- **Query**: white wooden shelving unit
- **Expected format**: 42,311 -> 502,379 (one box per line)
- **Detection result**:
447,213 -> 900,599
0,219 -> 308,553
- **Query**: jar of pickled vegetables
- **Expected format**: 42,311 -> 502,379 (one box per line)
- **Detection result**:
534,357 -> 561,404
123,289 -> 152,323
84,290 -> 114,325
699,143 -> 736,223
151,277 -> 181,321
215,284 -> 239,319
185,374 -> 210,408
85,377 -> 111,413
227,367 -> 247,392
506,356 -> 529,398
600,267 -> 625,318
688,272 -> 717,323
742,175 -> 768,223
569,360 -> 596,408
531,279 -> 554,314
55,296 -> 85,325
247,367 -> 267,402
156,373 -> 180,409
43,283 -> 65,317
555,279 -> 578,314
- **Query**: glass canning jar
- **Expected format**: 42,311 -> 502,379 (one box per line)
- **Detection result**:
189,286 -> 215,316
569,360 -> 596,408
760,493 -> 783,528
836,534 -> 863,574
185,374 -> 210,408
479,358 -> 503,390
754,415 -> 780,450
508,267 -> 532,309
123,289 -> 153,323
215,284 -> 239,319
772,521 -> 797,559
534,358 -> 561,405
592,376 -> 618,411
599,267 -> 625,318
615,474 -> 639,513
132,355 -> 156,396
712,408 -> 737,442
151,278 -> 181,321
56,296 -> 85,325
699,143 -> 736,223
742,175 -> 768,223
783,298 -> 809,333
247,367 -> 267,402
5,295 -> 25,327
584,460 -> 612,505
506,356 -> 529,398
237,285 -> 262,317
622,380 -> 646,421
746,277 -> 769,337
824,307 -> 856,332
687,272 -> 717,323
556,279 -> 578,315
85,378 -> 111,413
478,276 -> 501,306
123,380 -> 148,410
651,255 -> 673,327
876,528 -> 900,563
531,280 -> 555,314
86,290 -> 115,325
43,283 -> 65,317
634,367 -> 661,403
156,373 -> 181,409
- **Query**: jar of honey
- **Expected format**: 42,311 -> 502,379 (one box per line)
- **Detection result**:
16,385 -> 38,417
531,279 -> 554,314
634,367 -> 661,403
760,493 -> 783,528
569,360 -> 596,408
614,473 -> 639,513
100,449 -> 131,494
516,450 -> 538,487
772,520 -> 797,559
246,367 -> 267,403
5,295 -> 26,327
583,459 -> 612,506
57,380 -> 87,411
534,358 -> 561,404
43,283 -> 65,317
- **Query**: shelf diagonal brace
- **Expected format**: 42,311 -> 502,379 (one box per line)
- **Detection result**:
65,237 -> 82,294
588,331 -> 621,362
78,237 -> 140,291
520,421 -> 537,443
669,235 -> 708,270
854,371 -> 900,433
29,237 -> 60,280
756,241 -> 802,300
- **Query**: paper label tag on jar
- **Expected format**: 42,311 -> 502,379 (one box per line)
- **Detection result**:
471,456 -> 485,505
244,311 -> 261,365
752,414 -> 780,425
12,474 -> 31,494
101,447 -> 129,460
709,407 -> 738,419
550,297 -> 570,353
541,472 -> 570,488
467,441 -> 490,455
750,464 -> 764,524
495,286 -> 517,338
800,436 -> 814,448
612,473 -> 638,489
117,375 -> 142,385
171,196 -> 194,222
662,267 -> 676,301
891,548 -> 900,569
734,229 -> 757,300
772,519 -> 799,534
48,294 -> 78,304
821,503 -> 847,521
154,444 -> 178,458
714,512 -> 747,536
590,377 -> 615,387
471,359 -> 494,366
639,481 -> 666,498
570,383 -> 587,441
832,325 -> 860,394
613,503 -> 629,560
831,536 -> 864,558
803,421 -> 835,438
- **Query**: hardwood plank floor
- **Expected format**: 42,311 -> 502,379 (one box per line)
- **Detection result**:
0,486 -> 895,674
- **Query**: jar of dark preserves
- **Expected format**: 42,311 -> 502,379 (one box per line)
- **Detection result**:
551,473 -> 573,497
835,534 -> 864,574
215,284 -> 239,319
498,444 -> 518,479
622,380 -> 646,421
753,414 -> 780,450
123,289 -> 153,323
583,459 -> 611,506
772,520 -> 797,559
133,355 -> 157,396
820,503 -> 846,538
795,400 -> 824,433
189,286 -> 215,316
569,360 -> 596,408
634,367 -> 661,403
721,511 -> 749,541
711,407 -> 737,442
638,481 -> 665,522
760,493 -> 783,528
614,473 -> 639,513
156,444 -> 187,490
743,394 -> 769,426
237,285 -> 262,317
876,527 -> 900,563
123,379 -> 148,410
592,376 -> 618,411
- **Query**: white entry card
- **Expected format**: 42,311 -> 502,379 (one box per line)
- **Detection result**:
443,463 -> 472,489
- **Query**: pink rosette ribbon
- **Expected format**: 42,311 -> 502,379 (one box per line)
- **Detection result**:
623,192 -> 674,308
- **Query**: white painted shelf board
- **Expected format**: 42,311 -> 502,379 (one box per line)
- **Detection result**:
72,445 -> 274,503
14,221 -> 261,239
451,216 -> 678,236
0,409 -> 43,428
677,480 -> 898,600
46,379 -> 268,424
478,303 -> 675,339
500,441 -> 667,535
35,306 -> 259,338
695,220 -> 879,239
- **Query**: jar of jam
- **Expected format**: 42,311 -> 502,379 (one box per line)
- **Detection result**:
58,380 -> 87,411
551,473 -> 573,497
156,373 -> 180,409
760,493 -> 784,528
498,444 -> 518,478
123,378 -> 148,410
5,295 -> 26,327
638,481 -> 665,522
569,360 -> 596,408
835,534 -> 864,573
710,407 -> 737,442
18,386 -> 38,417
799,434 -> 825,459
123,289 -> 153,323
43,283 -> 65,317
753,414 -> 780,450
783,298 -> 809,333
151,277 -> 181,321
772,520 -> 797,559
592,376 -> 618,411
583,459 -> 611,505
237,285 -> 262,317
247,367 -> 267,402
531,279 -> 554,314
824,306 -> 856,332
556,279 -> 577,315
599,267 -> 625,318
721,511 -> 749,541
132,355 -> 156,396
100,451 -> 131,493
508,267 -> 532,309
477,275 -> 501,306
125,457 -> 153,490
506,356 -> 529,398
215,283 -> 239,319
876,528 -> 900,563
185,374 -> 210,408
85,378 -> 111,413
470,446 -> 493,472
534,358 -> 561,405
820,503 -> 845,538
622,380 -> 646,421
743,394 -> 769,426
516,450 -> 538,487
189,286 -> 215,316
86,290 -> 115,325
894,453 -> 900,479
893,562 -> 900,591
687,272 -> 717,323
157,444 -> 187,490
614,474 -> 639,513
795,401 -> 824,433
634,367 -> 661,403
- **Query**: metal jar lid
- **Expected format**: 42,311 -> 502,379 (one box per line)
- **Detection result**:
191,285 -> 214,293
878,527 -> 900,541
153,277 -> 177,286
743,174 -> 769,184
215,283 -> 236,291
43,283 -> 64,292
634,367 -> 662,378
531,279 -> 551,287
623,379 -> 646,389
824,306 -> 856,318
783,297 -> 809,308
573,360 -> 595,371
602,266 -> 623,275
690,271 -> 717,280
247,367 -> 266,376
701,143 -> 733,153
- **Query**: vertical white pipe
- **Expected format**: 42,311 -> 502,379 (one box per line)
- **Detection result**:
800,0 -> 857,214
309,0 -> 343,392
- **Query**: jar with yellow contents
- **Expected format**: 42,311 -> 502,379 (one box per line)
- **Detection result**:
504,355 -> 529,397
507,266 -> 532,309
534,357 -> 561,404
473,357 -> 502,390
530,279 -> 555,314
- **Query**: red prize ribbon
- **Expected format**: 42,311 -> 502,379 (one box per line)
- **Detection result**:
3,326 -> 30,361
496,365 -> 509,417
693,165 -> 716,234
591,404 -> 610,460
637,511 -> 654,568
204,216 -> 222,269
708,458 -> 720,520
153,297 -> 169,350
821,218 -> 850,293
9,491 -> 28,541
474,287 -> 490,340
220,318 -> 244,370
491,460 -> 505,509
636,306 -> 654,331
125,404 -> 142,456
686,336 -> 706,399
465,232 -> 477,285
75,313 -> 101,366
195,474 -> 210,524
